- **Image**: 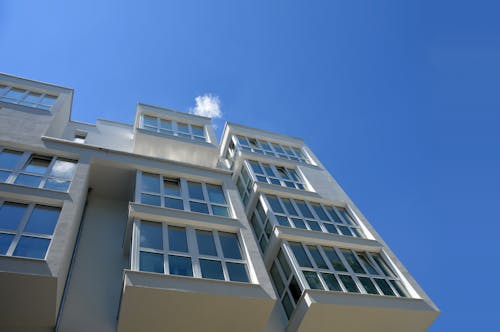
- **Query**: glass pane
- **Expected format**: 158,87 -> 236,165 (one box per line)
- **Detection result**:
200,259 -> 224,280
177,123 -> 189,133
227,262 -> 249,282
375,278 -> 395,296
357,253 -> 378,274
13,236 -> 50,259
390,280 -> 407,297
256,175 -> 267,182
371,254 -> 395,277
196,230 -> 217,256
139,251 -> 164,273
206,184 -> 226,204
338,208 -> 356,225
44,179 -> 70,191
307,245 -> 328,269
250,215 -> 263,238
14,174 -> 42,187
140,221 -> 163,249
266,195 -> 284,214
295,201 -> 314,218
141,194 -> 161,206
218,232 -> 241,259
0,202 -> 28,230
23,156 -> 50,174
323,223 -> 338,234
212,205 -> 229,217
23,206 -> 60,235
338,225 -> 353,236
270,263 -> 285,295
338,275 -> 359,293
281,293 -> 294,319
163,178 -> 180,196
168,255 -> 192,276
289,277 -> 302,302
187,181 -> 204,200
143,115 -> 157,127
0,149 -> 23,169
323,247 -> 347,271
191,125 -> 204,136
263,164 -> 275,177
275,215 -> 290,226
164,197 -> 184,210
359,277 -> 379,294
326,207 -> 343,223
291,218 -> 307,229
303,271 -> 323,290
278,249 -> 292,278
249,161 -> 263,174
281,198 -> 298,216
5,88 -> 25,99
311,204 -> 330,221
322,273 -> 342,291
276,167 -> 289,179
0,170 -> 10,182
24,92 -> 42,103
306,220 -> 322,232
272,143 -> 284,153
41,95 -> 57,106
0,233 -> 14,254
141,173 -> 160,193
168,226 -> 188,252
289,242 -> 312,268
341,249 -> 365,273
160,119 -> 172,130
190,201 -> 209,214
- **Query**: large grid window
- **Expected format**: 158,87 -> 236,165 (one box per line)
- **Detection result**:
0,147 -> 77,192
141,115 -> 206,142
135,220 -> 250,282
138,172 -> 231,218
262,194 -> 364,238
228,135 -> 309,164
0,85 -> 57,111
0,200 -> 61,259
288,242 -> 408,297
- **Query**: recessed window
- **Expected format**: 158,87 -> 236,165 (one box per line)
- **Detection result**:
138,172 -> 231,217
140,115 -> 206,142
0,201 -> 60,259
0,147 -> 77,192
74,132 -> 87,143
0,85 -> 57,111
135,221 -> 250,282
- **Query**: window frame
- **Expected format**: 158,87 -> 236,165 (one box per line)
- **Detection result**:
244,160 -> 307,191
132,220 -> 251,283
140,114 -> 207,142
0,200 -> 61,260
137,171 -> 232,218
0,147 -> 77,192
0,84 -> 58,111
231,135 -> 309,164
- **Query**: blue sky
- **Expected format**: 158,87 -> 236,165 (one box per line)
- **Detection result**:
2,1 -> 499,330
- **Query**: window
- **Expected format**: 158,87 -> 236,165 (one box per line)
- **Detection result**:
0,85 -> 57,111
140,115 -> 206,142
135,220 -> 250,282
74,132 -> 87,143
138,172 -> 231,217
246,160 -> 305,190
0,200 -> 61,259
232,135 -> 309,164
249,201 -> 273,252
0,147 -> 77,192
262,194 -> 364,238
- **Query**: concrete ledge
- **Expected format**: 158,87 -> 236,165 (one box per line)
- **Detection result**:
117,270 -> 276,332
287,290 -> 439,332
0,182 -> 70,206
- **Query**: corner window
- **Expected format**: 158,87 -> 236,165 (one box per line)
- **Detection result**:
0,201 -> 61,259
140,115 -> 206,142
135,221 -> 250,282
0,147 -> 77,192
138,171 -> 231,217
0,85 -> 57,111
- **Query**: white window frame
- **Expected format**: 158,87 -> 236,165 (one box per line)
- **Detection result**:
0,147 -> 77,192
232,135 -> 309,164
244,160 -> 307,191
0,200 -> 60,260
137,171 -> 232,218
140,114 -> 206,142
261,194 -> 364,238
0,84 -> 58,111
131,220 -> 252,283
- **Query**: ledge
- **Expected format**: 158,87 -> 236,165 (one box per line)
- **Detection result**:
0,182 -> 69,206
0,100 -> 53,115
287,289 -> 439,332
117,270 -> 276,332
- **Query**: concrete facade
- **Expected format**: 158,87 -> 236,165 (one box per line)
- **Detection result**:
0,73 -> 439,331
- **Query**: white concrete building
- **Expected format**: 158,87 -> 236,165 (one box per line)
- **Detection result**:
0,73 -> 439,332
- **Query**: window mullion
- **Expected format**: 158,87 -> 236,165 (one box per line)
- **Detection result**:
180,178 -> 189,211
213,230 -> 229,281
187,227 -> 201,278
163,224 -> 169,275
6,203 -> 34,256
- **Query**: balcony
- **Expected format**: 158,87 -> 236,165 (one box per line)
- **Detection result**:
117,270 -> 276,332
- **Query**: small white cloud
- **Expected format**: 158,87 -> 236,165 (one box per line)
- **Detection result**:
190,94 -> 222,118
